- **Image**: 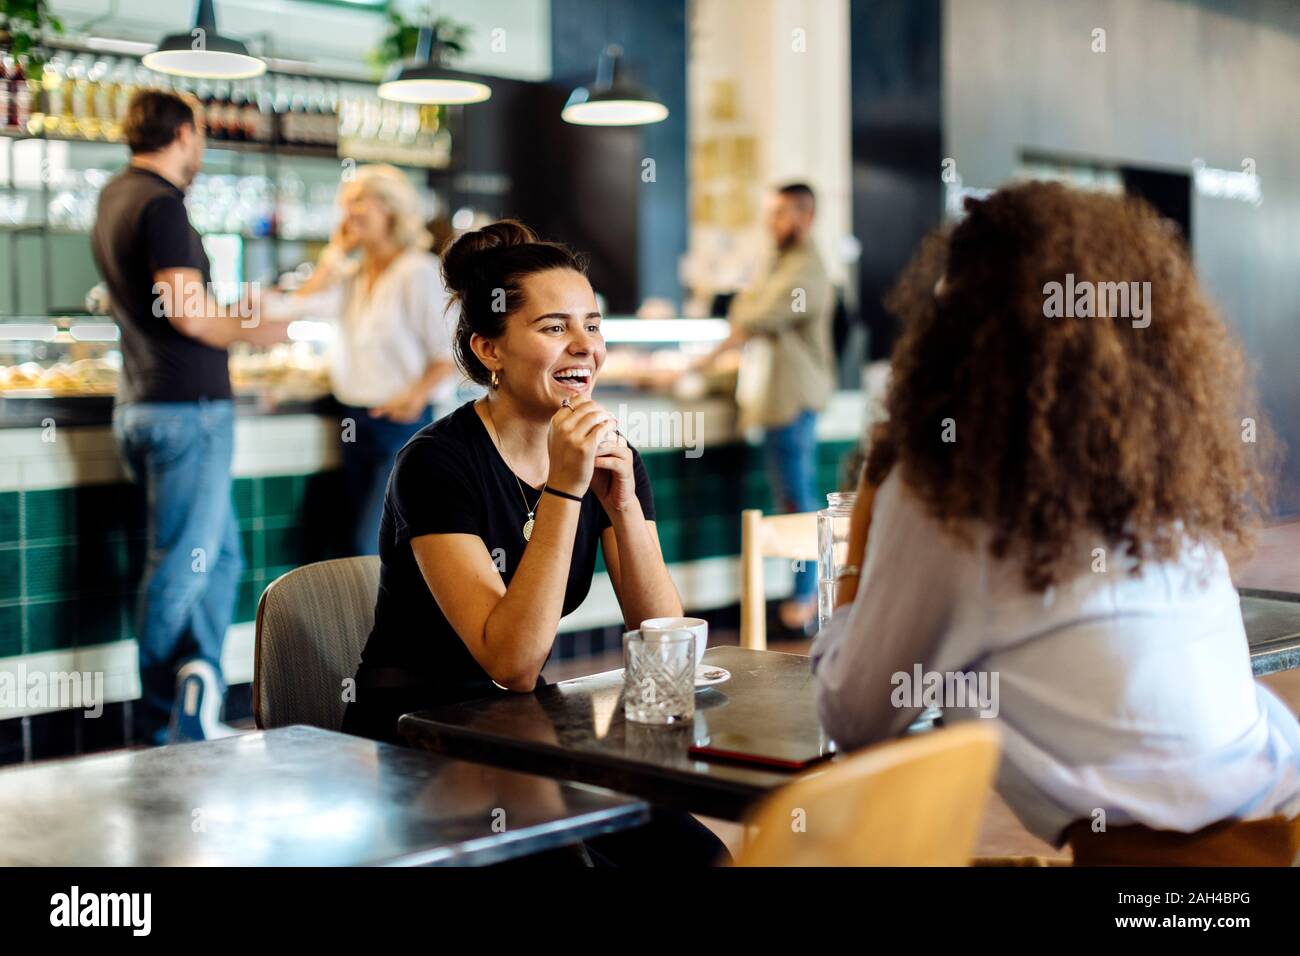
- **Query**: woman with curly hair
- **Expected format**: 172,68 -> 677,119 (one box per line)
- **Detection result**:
811,181 -> 1300,865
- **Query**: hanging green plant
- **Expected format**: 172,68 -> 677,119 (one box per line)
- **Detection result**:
368,7 -> 472,74
0,0 -> 64,75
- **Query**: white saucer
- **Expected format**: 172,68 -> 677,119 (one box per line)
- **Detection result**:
612,666 -> 732,688
694,665 -> 730,687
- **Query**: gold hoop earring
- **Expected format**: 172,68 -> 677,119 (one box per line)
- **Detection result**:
490,369 -> 499,389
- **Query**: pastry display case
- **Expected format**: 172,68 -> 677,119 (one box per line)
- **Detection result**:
0,315 -> 121,397
0,313 -> 333,426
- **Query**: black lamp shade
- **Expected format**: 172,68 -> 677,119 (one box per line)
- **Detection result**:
377,23 -> 492,104
143,0 -> 265,79
563,45 -> 668,126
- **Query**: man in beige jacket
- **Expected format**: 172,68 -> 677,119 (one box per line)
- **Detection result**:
705,183 -> 835,631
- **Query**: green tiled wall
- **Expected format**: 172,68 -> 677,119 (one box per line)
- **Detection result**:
0,440 -> 855,659
597,438 -> 855,572
0,471 -> 350,659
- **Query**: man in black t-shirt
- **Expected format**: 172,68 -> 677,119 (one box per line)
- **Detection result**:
92,90 -> 286,746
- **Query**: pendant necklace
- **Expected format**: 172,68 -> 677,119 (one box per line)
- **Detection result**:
485,401 -> 543,542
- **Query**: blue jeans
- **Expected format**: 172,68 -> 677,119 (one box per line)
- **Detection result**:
113,400 -> 242,746
338,404 -> 432,556
763,409 -> 819,602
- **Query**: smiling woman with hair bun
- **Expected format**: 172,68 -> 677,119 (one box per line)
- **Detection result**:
340,219 -> 729,867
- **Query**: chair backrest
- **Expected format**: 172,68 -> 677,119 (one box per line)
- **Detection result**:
736,722 -> 1002,866
740,509 -> 819,650
253,556 -> 381,731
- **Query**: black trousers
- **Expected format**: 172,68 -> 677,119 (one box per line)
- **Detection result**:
341,688 -> 732,867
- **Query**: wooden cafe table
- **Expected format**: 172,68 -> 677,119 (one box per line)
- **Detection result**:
1242,589 -> 1300,676
0,725 -> 648,866
400,647 -> 831,821
399,594 -> 1300,823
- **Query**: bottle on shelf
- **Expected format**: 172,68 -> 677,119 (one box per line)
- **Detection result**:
40,54 -> 66,136
322,82 -> 340,147
67,55 -> 93,139
287,77 -> 309,145
300,80 -> 321,145
91,58 -> 115,140
417,104 -> 440,149
199,79 -> 223,140
358,93 -> 381,142
272,75 -> 292,145
379,98 -> 400,143
398,102 -> 419,146
252,83 -> 274,144
111,58 -> 136,140
224,82 -> 245,142
14,55 -> 35,134
239,81 -> 261,142
336,87 -> 359,141
0,51 -> 13,130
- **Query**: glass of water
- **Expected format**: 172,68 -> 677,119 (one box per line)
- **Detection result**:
816,491 -> 857,632
623,629 -> 696,725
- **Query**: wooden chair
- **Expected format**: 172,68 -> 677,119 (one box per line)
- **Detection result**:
740,509 -> 819,650
735,722 -> 1001,866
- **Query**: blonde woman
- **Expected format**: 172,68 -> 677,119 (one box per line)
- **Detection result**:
268,164 -> 458,555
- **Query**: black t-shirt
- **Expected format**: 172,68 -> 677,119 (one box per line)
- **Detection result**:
359,400 -> 656,703
91,166 -> 231,403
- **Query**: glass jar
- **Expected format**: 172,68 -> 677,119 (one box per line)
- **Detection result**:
816,491 -> 857,632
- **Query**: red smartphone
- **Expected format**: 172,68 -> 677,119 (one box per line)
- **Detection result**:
688,733 -> 833,771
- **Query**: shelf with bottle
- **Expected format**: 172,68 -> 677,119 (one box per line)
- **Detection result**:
0,156 -> 335,242
337,96 -> 452,170
0,124 -> 343,162
0,50 -> 333,153
1,46 -> 453,170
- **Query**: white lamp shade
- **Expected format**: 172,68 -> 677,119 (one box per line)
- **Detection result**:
142,47 -> 266,80
376,76 -> 492,105
561,98 -> 669,126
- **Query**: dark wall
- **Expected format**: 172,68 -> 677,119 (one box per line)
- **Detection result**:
425,73 -> 640,312
849,0 -> 945,360
551,0 -> 689,310
945,0 -> 1300,514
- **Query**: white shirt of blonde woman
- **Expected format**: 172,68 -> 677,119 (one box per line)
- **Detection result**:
264,247 -> 457,409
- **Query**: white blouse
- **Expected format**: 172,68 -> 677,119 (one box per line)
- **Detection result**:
810,470 -> 1300,845
266,248 -> 457,408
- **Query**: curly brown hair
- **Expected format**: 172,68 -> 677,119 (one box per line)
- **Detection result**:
866,181 -> 1276,591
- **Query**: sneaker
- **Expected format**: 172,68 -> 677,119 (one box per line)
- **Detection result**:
167,659 -> 238,743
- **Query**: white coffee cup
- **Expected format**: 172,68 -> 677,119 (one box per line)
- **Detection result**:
640,616 -> 708,669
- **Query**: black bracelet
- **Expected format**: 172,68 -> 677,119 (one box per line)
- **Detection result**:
543,485 -> 583,502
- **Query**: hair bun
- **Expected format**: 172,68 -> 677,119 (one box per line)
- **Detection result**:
441,219 -> 539,297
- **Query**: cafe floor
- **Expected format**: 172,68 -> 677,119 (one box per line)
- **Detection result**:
542,518 -> 1300,864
